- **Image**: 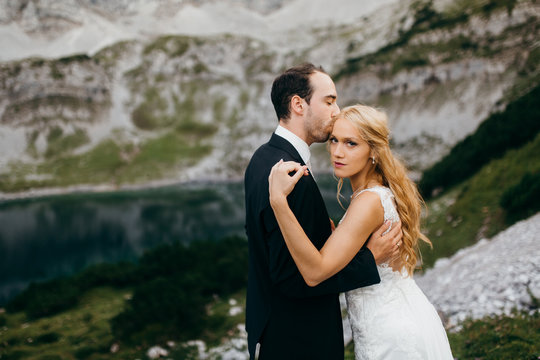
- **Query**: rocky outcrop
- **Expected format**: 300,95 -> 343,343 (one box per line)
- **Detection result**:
416,213 -> 540,329
334,0 -> 540,170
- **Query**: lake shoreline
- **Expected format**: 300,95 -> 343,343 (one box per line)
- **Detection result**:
0,171 -> 341,202
0,176 -> 245,202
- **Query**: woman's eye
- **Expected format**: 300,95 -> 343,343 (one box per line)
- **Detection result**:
347,141 -> 357,146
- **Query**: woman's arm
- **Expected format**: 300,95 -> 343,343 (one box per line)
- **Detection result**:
269,161 -> 384,286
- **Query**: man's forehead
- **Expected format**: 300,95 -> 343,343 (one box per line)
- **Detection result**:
310,72 -> 337,95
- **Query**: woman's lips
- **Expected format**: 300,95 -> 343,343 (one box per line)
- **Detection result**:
334,162 -> 345,168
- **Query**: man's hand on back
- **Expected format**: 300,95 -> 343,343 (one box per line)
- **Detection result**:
366,221 -> 402,265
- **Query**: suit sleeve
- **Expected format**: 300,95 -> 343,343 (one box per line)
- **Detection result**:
262,176 -> 380,298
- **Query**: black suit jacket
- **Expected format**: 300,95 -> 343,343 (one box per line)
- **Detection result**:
244,133 -> 381,359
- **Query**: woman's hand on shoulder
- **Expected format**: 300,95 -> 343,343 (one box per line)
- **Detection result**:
268,160 -> 309,208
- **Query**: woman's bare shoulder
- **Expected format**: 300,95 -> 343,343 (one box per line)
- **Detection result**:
341,190 -> 384,229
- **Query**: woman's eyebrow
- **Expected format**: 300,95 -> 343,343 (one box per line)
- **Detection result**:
331,135 -> 360,142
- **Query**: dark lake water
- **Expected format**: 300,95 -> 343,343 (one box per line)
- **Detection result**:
0,174 -> 350,305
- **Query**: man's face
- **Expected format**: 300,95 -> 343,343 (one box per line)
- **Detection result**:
303,71 -> 340,144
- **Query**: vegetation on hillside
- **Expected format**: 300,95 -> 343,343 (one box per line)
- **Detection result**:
419,83 -> 540,199
2,234 -> 538,359
1,2 -> 538,357
2,111 -> 539,358
500,171 -> 540,224
335,0 -> 527,79
447,310 -> 540,360
111,237 -> 247,346
1,237 -> 248,359
420,120 -> 540,268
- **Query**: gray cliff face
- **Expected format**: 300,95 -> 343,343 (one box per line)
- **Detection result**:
416,213 -> 540,329
0,0 -> 288,28
0,0 -> 538,192
333,1 -> 539,171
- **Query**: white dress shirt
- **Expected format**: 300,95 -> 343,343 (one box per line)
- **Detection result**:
274,125 -> 313,176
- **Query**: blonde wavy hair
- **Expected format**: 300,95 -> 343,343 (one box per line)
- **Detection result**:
334,104 -> 432,275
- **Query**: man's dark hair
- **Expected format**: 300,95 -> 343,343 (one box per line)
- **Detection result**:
271,63 -> 327,121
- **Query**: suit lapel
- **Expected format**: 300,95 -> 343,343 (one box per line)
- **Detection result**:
268,132 -> 323,192
268,133 -> 305,165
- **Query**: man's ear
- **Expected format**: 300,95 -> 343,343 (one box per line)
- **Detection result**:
290,95 -> 304,116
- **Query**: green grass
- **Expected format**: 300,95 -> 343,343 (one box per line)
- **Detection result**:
131,88 -> 170,130
335,0 -> 532,80
448,310 -> 540,360
143,36 -> 190,57
45,128 -> 90,158
344,341 -> 355,359
2,284 -> 536,360
114,132 -> 213,184
0,287 -> 142,360
0,128 -> 214,192
40,139 -> 124,186
203,289 -> 246,348
0,288 -> 247,360
93,41 -> 135,71
420,132 -> 540,268
0,238 -> 248,359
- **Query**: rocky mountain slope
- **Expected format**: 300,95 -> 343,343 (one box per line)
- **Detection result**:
416,212 -> 540,328
0,0 -> 538,195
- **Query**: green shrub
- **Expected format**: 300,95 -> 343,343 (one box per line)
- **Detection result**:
4,236 -> 248,348
57,54 -> 91,64
111,275 -> 207,345
111,236 -> 248,345
500,171 -> 540,224
6,262 -> 138,319
6,278 -> 79,319
420,83 -> 540,198
33,332 -> 60,345
0,350 -> 31,360
448,310 -> 540,359
74,343 -> 111,359
76,261 -> 138,290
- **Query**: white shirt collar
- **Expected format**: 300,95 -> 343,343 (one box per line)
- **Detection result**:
275,125 -> 311,166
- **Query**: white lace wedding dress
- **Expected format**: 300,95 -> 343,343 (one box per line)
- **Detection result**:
343,186 -> 454,360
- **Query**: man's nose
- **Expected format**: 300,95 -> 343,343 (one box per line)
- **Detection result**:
332,103 -> 340,117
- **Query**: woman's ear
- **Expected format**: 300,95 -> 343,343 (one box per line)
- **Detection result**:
369,151 -> 376,164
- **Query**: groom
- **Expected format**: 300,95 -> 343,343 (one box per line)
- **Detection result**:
244,63 -> 401,359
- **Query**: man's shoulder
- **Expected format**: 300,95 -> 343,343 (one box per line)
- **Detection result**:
246,139 -> 290,172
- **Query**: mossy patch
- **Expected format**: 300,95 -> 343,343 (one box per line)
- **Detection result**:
0,287 -> 142,360
143,35 -> 191,57
45,127 -> 90,158
420,132 -> 540,268
335,0 -> 532,80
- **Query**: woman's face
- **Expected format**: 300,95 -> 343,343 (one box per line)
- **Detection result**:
329,117 -> 372,179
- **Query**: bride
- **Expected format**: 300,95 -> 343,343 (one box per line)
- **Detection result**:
268,104 -> 454,359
